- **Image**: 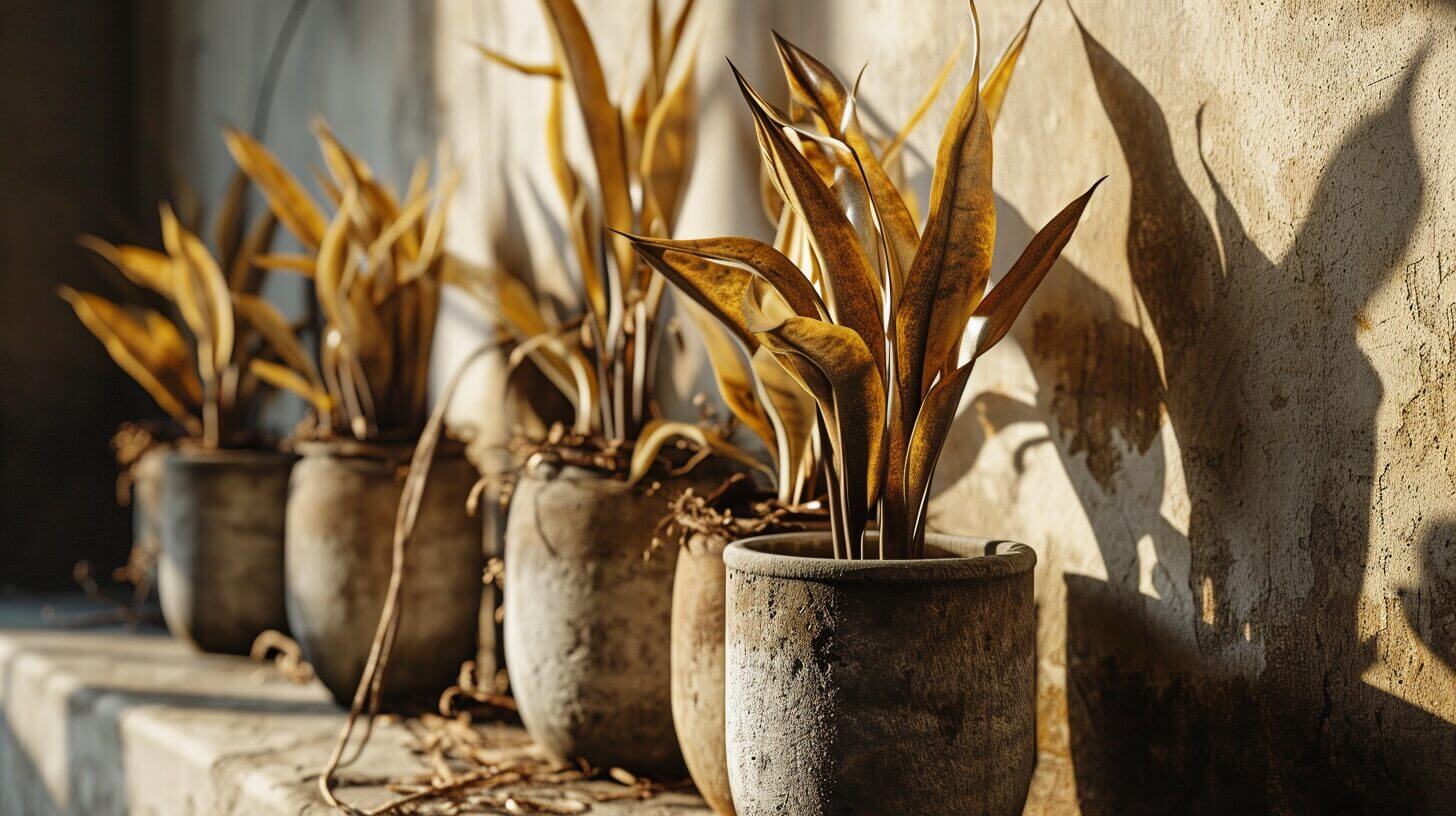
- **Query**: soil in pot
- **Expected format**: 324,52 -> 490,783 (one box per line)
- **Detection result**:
504,460 -> 726,777
723,531 -> 1038,816
157,447 -> 294,655
285,440 -> 483,706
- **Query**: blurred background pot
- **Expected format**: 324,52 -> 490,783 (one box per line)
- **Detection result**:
285,440 -> 482,706
723,532 -> 1037,816
670,532 -> 733,814
504,461 -> 724,777
157,447 -> 293,654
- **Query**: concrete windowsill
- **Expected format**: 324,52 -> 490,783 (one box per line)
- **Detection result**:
0,596 -> 708,815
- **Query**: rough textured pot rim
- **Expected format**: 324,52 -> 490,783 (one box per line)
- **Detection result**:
165,446 -> 296,468
724,531 -> 1036,583
292,437 -> 466,462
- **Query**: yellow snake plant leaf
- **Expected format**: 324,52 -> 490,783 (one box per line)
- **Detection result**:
769,33 -> 919,284
469,42 -> 562,77
567,186 -> 608,340
251,253 -> 316,275
897,0 -> 991,400
751,344 -> 817,502
733,65 -> 886,381
223,126 -> 328,249
902,178 -> 1102,553
142,310 -> 195,385
313,186 -> 355,343
680,296 -> 777,457
508,332 -> 598,435
981,0 -> 1043,130
627,419 -> 770,487
77,237 -> 172,298
232,292 -> 322,388
250,358 -> 334,417
624,233 -> 827,348
176,222 -> 235,374
749,310 -> 885,558
58,287 -> 201,431
537,0 -> 636,284
639,50 -> 698,239
159,206 -> 218,378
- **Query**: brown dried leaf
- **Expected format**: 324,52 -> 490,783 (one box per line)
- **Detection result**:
981,0 -> 1043,129
223,126 -> 328,249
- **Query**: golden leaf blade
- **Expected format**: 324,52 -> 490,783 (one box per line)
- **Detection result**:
639,51 -> 698,238
77,237 -> 173,298
679,296 -> 776,457
537,0 -> 636,283
233,292 -> 322,389
228,211 -> 278,294
881,37 -> 966,166
902,179 -> 1101,554
223,126 -> 329,249
732,64 -> 886,380
624,233 -> 826,349
769,34 -> 919,284
212,169 -> 250,270
252,253 -> 316,275
58,287 -> 201,431
627,419 -> 769,486
748,310 -> 884,559
981,0 -> 1043,130
250,358 -> 334,417
751,345 -> 817,503
897,0 -> 990,399
469,42 -> 563,77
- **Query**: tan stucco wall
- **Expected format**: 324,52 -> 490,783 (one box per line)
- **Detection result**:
162,1 -> 1456,810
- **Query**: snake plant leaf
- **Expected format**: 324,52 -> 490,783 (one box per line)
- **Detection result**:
178,224 -> 236,374
250,358 -> 334,416
769,34 -> 919,287
469,42 -> 563,77
981,0 -> 1043,129
233,292 -> 322,388
545,64 -> 581,206
897,0 -> 990,400
627,418 -> 770,486
508,332 -> 598,434
251,253 -> 316,275
77,237 -> 173,298
624,233 -> 827,344
640,50 -> 698,239
751,344 -> 817,502
538,0 -> 636,283
58,287 -> 201,431
748,309 -> 885,557
732,64 -> 885,379
223,127 -> 328,249
160,206 -> 220,379
313,186 -> 356,345
681,296 -> 777,455
902,178 -> 1102,552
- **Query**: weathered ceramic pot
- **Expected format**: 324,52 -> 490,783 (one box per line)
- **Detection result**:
504,461 -> 722,776
285,440 -> 483,706
130,444 -> 169,574
671,532 -> 734,814
157,447 -> 293,655
724,531 -> 1038,816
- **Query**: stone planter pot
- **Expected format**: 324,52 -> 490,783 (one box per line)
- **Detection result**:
724,531 -> 1037,816
504,462 -> 723,776
285,440 -> 483,706
671,532 -> 733,814
157,447 -> 293,655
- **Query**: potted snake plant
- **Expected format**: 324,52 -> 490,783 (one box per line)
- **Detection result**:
465,0 -> 764,777
620,13 -> 1037,810
626,2 -> 1099,811
225,122 -> 484,705
62,172 -> 304,655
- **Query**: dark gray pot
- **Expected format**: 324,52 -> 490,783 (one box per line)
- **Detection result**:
285,441 -> 484,706
724,532 -> 1037,816
157,447 -> 293,654
504,462 -> 723,777
671,533 -> 734,814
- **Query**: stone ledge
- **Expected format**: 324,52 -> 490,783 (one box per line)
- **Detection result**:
0,596 -> 708,814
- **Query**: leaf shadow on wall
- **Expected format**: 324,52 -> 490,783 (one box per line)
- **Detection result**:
958,17 -> 1456,815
